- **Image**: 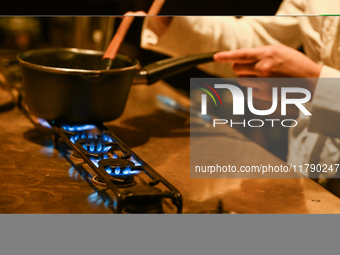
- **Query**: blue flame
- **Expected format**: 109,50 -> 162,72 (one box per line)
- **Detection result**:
104,165 -> 139,176
90,158 -> 100,167
87,192 -> 110,207
36,120 -> 97,134
81,172 -> 87,179
114,167 -> 121,175
69,133 -> 113,153
130,156 -> 142,166
88,192 -> 98,200
37,118 -> 52,129
71,132 -> 114,153
89,154 -> 109,168
62,125 -> 96,132
79,141 -> 111,153
60,125 -> 140,179
89,192 -> 111,207
87,192 -> 103,206
68,167 -> 81,180
97,143 -> 102,152
89,141 -> 95,152
102,134 -> 113,142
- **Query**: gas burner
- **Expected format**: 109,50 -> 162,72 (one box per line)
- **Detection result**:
74,137 -> 113,156
46,121 -> 183,213
99,158 -> 137,176
93,158 -> 138,187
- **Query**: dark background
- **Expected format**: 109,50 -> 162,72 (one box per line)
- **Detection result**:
2,0 -> 282,15
0,0 -> 284,69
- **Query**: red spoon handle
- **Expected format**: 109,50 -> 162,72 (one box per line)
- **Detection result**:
102,0 -> 166,60
102,15 -> 135,59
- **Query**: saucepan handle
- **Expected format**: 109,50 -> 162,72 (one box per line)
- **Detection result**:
133,52 -> 216,85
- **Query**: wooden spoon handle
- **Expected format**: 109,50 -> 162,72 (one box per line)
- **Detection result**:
102,14 -> 136,59
103,0 -> 166,60
148,0 -> 166,15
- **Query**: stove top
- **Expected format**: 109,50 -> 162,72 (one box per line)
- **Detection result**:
0,104 -> 185,213
2,58 -> 340,213
0,90 -> 184,213
47,120 -> 182,213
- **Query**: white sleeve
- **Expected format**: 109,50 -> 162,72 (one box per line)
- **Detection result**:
308,66 -> 340,137
140,0 -> 305,77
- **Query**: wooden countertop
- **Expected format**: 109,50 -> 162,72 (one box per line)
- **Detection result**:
106,80 -> 340,214
1,79 -> 340,214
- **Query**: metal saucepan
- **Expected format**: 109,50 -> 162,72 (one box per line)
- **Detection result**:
17,48 -> 214,124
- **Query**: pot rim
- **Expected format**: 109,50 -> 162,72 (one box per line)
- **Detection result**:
17,48 -> 140,74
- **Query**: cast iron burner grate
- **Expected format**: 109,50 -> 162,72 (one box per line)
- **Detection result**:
48,121 -> 183,214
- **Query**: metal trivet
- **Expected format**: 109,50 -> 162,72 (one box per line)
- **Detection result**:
49,121 -> 183,214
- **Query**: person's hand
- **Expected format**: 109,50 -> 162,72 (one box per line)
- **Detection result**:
213,44 -> 322,99
146,17 -> 172,37
213,44 -> 322,79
